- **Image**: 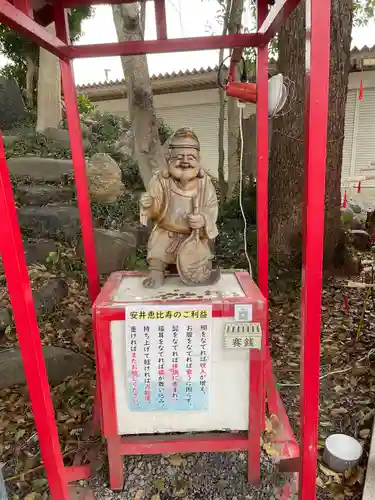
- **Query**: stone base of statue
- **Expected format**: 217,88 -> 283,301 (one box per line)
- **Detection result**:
93,270 -> 266,490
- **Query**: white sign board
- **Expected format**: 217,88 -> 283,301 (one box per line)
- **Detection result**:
125,304 -> 212,412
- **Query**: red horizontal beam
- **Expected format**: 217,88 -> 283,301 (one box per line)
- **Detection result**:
120,432 -> 248,455
68,33 -> 262,59
0,0 -> 68,59
257,0 -> 301,42
64,465 -> 92,482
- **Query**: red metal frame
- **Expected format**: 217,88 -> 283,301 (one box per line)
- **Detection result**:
299,0 -> 331,497
0,0 -> 331,498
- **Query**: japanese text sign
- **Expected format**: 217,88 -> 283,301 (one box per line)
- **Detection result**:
125,304 -> 212,412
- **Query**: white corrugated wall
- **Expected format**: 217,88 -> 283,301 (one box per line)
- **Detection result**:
156,102 -> 227,177
353,87 -> 375,182
341,89 -> 356,183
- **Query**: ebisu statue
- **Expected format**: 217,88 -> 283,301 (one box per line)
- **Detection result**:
140,127 -> 220,289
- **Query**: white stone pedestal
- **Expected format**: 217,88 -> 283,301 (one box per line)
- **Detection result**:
94,271 -> 266,436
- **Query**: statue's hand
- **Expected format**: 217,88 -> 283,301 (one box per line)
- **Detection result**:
140,192 -> 153,209
188,213 -> 205,229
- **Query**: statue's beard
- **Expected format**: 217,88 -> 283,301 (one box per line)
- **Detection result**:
169,165 -> 199,186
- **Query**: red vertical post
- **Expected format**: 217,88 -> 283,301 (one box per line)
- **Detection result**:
299,0 -> 330,496
256,0 -> 269,343
154,0 -> 167,40
247,0 -> 269,485
0,137 -> 70,500
54,5 -> 100,304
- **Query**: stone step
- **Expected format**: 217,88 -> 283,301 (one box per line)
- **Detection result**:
16,184 -> 75,205
23,239 -> 58,264
0,346 -> 92,389
7,156 -> 73,182
18,204 -> 81,240
76,228 -> 137,275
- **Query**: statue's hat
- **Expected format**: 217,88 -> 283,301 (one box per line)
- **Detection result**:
169,127 -> 200,151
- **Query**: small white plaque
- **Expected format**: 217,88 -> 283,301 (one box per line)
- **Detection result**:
224,322 -> 262,350
234,304 -> 253,322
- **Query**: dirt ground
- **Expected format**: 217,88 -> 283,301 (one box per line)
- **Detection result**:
0,253 -> 374,499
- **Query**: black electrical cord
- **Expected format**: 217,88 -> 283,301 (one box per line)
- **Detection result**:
217,54 -> 248,89
217,54 -> 231,89
240,56 -> 248,82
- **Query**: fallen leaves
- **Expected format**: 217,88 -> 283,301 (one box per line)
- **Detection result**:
0,249 -> 374,499
0,251 -> 96,498
359,428 -> 371,439
319,463 -> 341,479
168,454 -> 186,467
134,490 -> 144,500
270,258 -> 375,499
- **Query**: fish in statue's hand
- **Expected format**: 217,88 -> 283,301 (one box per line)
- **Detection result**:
139,127 -> 220,289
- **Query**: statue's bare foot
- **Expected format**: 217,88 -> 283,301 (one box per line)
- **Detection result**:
142,270 -> 165,289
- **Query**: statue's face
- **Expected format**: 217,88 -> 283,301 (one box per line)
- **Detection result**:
168,147 -> 200,184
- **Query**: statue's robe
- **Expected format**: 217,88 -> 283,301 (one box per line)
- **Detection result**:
140,171 -> 218,265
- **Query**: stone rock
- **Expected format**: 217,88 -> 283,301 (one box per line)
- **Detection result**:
0,308 -> 12,339
81,117 -> 97,127
18,204 -> 81,240
0,77 -> 26,129
43,127 -> 91,151
16,185 -> 74,205
117,145 -> 132,159
0,346 -> 92,389
350,216 -> 365,230
33,278 -> 69,316
121,222 -> 150,246
80,122 -> 92,139
349,229 -> 370,251
23,239 -> 58,264
113,130 -> 133,156
77,228 -> 137,275
87,153 -> 124,203
349,203 -> 363,214
7,157 -> 73,182
2,135 -> 20,147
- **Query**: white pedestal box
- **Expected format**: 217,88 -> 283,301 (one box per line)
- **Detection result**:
94,271 -> 266,437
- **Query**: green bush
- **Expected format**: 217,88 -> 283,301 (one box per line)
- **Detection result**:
77,94 -> 97,115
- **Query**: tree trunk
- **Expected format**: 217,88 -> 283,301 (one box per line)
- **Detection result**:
226,0 -> 244,200
112,2 -> 166,188
217,0 -> 232,202
25,54 -> 36,110
36,23 -> 62,132
269,0 -> 353,268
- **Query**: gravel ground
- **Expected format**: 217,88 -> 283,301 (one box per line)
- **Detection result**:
90,451 -> 297,500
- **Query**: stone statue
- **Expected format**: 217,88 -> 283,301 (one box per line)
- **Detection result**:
140,127 -> 219,289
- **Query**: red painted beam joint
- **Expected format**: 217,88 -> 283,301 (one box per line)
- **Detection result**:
257,0 -> 302,43
0,0 -> 68,59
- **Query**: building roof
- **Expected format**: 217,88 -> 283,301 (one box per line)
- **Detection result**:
77,46 -> 375,102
